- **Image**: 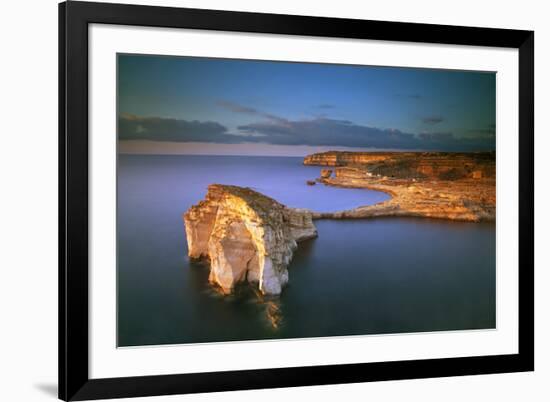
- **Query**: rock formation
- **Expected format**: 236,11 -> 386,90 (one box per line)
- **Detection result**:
304,151 -> 390,167
184,152 -> 494,298
304,151 -> 495,181
184,184 -> 317,296
305,151 -> 496,222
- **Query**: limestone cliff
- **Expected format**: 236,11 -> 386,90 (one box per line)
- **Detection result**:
184,184 -> 317,296
305,152 -> 496,222
304,151 -> 495,181
304,151 -> 392,167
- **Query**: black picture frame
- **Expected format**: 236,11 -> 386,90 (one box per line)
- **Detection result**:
59,1 -> 534,400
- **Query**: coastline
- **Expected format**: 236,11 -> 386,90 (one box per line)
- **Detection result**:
304,151 -> 496,222
181,151 -> 495,296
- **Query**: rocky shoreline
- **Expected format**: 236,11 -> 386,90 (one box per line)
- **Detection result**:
305,151 -> 495,222
183,151 -> 495,296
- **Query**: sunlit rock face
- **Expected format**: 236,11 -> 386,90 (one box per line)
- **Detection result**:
306,151 -> 496,222
184,184 -> 317,296
304,152 -> 389,167
304,151 -> 496,181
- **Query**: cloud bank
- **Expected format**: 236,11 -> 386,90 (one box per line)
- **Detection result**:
118,107 -> 495,152
118,113 -> 239,143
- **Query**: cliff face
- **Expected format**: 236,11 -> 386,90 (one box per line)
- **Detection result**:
304,151 -> 391,167
306,152 -> 496,222
304,151 -> 495,181
184,184 -> 317,296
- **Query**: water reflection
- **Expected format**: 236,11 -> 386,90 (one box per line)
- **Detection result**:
187,234 -> 321,331
264,300 -> 283,329
191,265 -> 287,331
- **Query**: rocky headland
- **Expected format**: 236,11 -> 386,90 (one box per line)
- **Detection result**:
305,151 -> 496,221
184,151 -> 495,298
184,184 -> 317,296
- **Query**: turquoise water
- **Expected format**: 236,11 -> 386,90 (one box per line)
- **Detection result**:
117,155 -> 495,346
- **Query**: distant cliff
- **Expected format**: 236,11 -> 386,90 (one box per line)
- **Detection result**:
304,151 -> 495,181
304,151 -> 393,167
305,151 -> 496,222
184,184 -> 317,296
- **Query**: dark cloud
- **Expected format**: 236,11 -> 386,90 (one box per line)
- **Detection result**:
216,100 -> 287,124
317,104 -> 335,109
394,93 -> 423,100
118,113 -> 242,143
236,118 -> 494,151
422,116 -> 444,124
237,118 -> 422,149
119,112 -> 495,152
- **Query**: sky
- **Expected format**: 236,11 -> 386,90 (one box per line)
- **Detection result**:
118,54 -> 496,156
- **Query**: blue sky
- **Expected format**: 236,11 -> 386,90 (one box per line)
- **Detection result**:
118,54 -> 496,155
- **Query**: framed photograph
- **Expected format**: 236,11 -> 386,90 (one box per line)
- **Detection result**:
59,1 -> 534,400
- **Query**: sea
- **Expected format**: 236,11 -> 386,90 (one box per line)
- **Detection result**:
117,154 -> 496,346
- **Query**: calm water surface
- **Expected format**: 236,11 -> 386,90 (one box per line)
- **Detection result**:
117,155 -> 495,346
